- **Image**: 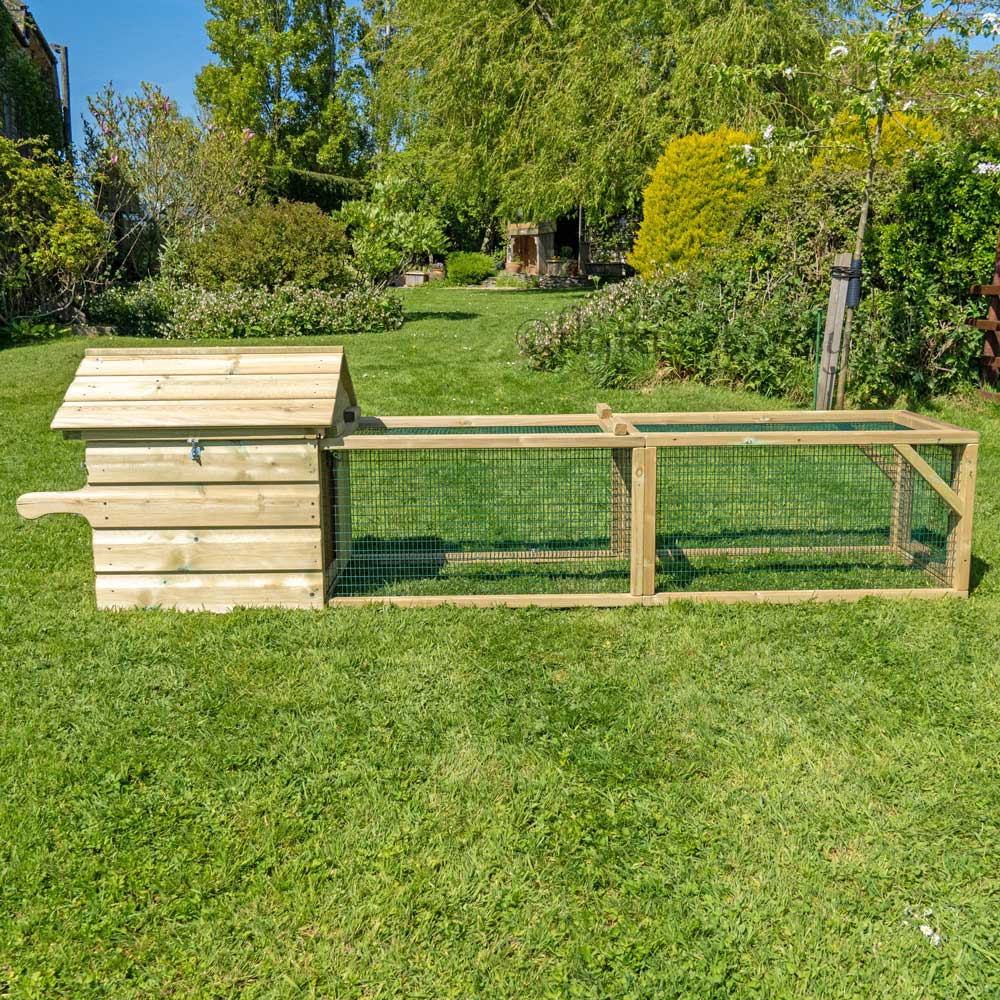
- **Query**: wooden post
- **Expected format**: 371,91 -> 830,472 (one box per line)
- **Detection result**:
970,226 -> 1000,394
889,449 -> 913,556
629,450 -> 646,596
641,448 -> 658,597
611,450 -> 631,558
952,442 -> 978,595
816,252 -> 853,410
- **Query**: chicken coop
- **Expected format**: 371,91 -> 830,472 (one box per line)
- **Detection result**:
18,347 -> 979,611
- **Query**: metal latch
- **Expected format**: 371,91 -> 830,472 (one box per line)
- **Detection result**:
188,439 -> 203,464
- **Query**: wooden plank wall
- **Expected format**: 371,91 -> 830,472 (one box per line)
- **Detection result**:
86,438 -> 324,611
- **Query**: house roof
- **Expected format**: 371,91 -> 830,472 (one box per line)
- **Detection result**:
51,346 -> 357,438
5,1 -> 59,71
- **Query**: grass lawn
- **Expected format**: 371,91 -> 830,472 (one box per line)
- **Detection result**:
3,284 -> 1000,998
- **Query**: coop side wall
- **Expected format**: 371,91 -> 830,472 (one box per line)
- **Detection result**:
84,438 -> 325,611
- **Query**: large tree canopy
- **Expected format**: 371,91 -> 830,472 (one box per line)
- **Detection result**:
369,0 -> 827,226
196,0 -> 370,175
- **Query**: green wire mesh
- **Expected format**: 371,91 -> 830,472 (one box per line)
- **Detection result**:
636,420 -> 907,434
655,443 -> 958,592
353,424 -> 602,436
328,448 -> 633,597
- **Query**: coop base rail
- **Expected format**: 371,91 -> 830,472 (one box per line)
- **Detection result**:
329,588 -> 961,608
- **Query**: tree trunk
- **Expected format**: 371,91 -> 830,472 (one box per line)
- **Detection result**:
480,223 -> 494,255
834,106 -> 885,409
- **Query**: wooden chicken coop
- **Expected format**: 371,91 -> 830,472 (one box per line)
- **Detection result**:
18,347 -> 979,611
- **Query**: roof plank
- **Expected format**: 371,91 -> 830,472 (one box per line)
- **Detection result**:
52,399 -> 334,431
77,353 -> 344,377
65,374 -> 341,402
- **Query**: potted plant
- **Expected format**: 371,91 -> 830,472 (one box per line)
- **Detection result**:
506,255 -> 524,274
429,261 -> 445,280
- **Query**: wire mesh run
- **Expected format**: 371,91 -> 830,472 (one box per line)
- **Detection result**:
654,443 -> 959,592
326,448 -> 634,597
353,424 -> 602,436
635,420 -> 907,434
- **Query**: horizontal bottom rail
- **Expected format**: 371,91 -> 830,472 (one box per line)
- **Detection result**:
328,587 -> 963,609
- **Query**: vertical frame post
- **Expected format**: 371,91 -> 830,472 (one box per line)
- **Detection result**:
952,442 -> 979,595
641,447 -> 658,598
889,449 -> 914,556
611,449 -> 631,558
629,446 -> 658,599
630,448 -> 646,596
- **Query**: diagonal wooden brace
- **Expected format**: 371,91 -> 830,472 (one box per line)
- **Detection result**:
891,443 -> 962,514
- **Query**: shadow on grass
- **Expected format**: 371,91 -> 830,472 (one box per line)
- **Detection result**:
970,554 -> 990,592
403,310 -> 480,322
333,535 -> 630,596
0,329 -> 82,354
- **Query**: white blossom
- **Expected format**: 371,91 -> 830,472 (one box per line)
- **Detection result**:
783,66 -> 794,79
763,124 -> 775,142
828,44 -> 849,60
982,12 -> 1000,33
742,144 -> 756,166
976,162 -> 1000,175
902,100 -> 915,111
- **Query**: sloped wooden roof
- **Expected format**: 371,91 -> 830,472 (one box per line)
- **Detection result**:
52,346 -> 357,437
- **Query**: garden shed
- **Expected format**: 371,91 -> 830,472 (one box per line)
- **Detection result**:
506,221 -> 556,275
18,347 -> 979,611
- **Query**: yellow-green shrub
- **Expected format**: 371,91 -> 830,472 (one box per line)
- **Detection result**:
813,111 -> 942,172
628,127 -> 764,278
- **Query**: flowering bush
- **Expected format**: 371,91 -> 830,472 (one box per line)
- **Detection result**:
517,270 -> 815,400
88,281 -> 404,339
83,83 -> 262,279
87,279 -> 175,336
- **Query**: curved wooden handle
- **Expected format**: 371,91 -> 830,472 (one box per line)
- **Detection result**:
16,490 -> 98,522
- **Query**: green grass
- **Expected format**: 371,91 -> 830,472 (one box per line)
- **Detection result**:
3,285 -> 1000,998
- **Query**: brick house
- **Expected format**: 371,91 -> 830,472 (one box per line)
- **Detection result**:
1,0 -> 70,151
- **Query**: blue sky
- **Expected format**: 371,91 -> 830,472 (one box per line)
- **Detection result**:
30,0 -> 210,133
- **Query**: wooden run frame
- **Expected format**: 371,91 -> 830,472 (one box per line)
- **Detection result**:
322,407 -> 979,608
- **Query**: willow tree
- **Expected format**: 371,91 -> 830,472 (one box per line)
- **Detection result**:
369,0 -> 827,237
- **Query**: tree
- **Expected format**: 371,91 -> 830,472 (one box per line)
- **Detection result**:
195,0 -> 371,176
367,0 -> 826,237
83,83 -> 262,279
1,138 -> 108,324
813,0 -> 1000,405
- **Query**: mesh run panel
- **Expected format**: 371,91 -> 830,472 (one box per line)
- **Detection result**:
637,420 -> 907,434
353,424 -> 602,436
327,448 -> 633,597
655,443 -> 959,592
